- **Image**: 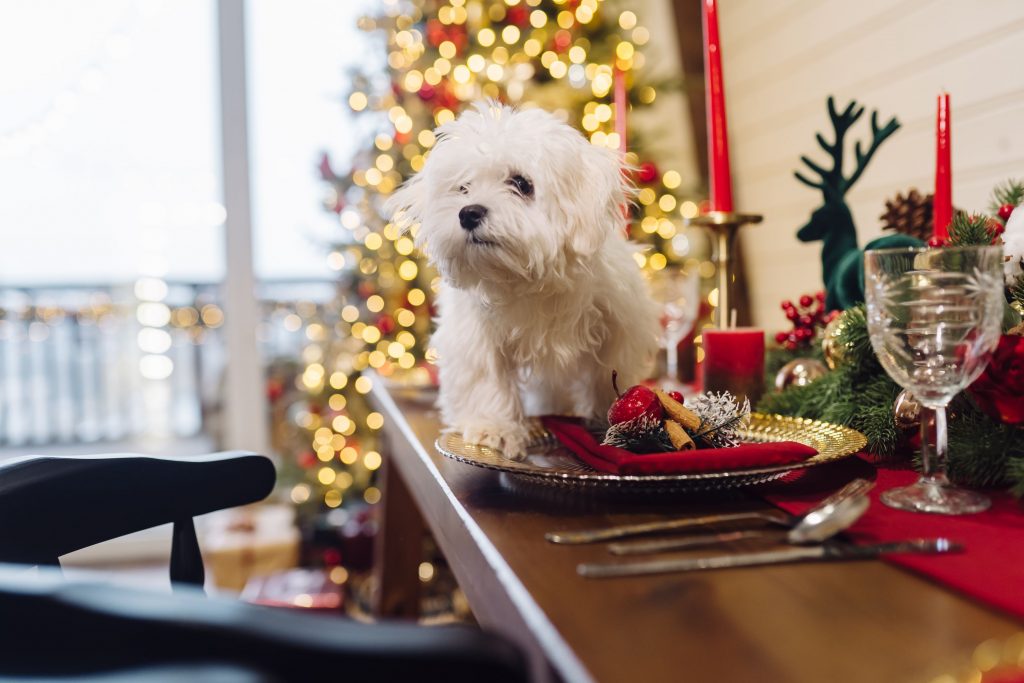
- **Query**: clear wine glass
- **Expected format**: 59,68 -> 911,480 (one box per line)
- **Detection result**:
646,266 -> 700,391
864,245 -> 1004,514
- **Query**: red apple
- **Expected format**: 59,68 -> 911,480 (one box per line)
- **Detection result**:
608,371 -> 664,425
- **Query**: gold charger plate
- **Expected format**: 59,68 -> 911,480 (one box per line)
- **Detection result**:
434,413 -> 867,492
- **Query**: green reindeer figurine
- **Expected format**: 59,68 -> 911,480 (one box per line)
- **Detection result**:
795,97 -> 923,311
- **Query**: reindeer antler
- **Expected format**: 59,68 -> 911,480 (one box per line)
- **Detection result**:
794,96 -> 900,198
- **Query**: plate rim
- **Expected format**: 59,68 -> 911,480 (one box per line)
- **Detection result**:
433,412 -> 867,484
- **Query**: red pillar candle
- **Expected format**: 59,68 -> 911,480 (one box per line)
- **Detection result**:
613,66 -> 628,154
702,328 -> 765,405
934,92 -> 952,240
702,0 -> 733,212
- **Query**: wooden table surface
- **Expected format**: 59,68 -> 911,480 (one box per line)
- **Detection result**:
368,377 -> 1021,683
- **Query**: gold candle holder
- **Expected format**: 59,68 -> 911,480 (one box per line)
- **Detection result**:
687,211 -> 763,327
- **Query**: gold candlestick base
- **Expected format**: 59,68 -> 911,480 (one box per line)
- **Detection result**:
687,211 -> 763,328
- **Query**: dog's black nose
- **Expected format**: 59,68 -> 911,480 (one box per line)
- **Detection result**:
459,204 -> 488,231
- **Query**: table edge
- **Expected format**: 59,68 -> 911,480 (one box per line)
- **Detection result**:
368,373 -> 595,683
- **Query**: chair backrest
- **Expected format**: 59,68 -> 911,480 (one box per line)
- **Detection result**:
0,452 -> 275,584
0,567 -> 528,683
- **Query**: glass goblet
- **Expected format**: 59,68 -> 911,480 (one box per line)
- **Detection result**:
646,266 -> 700,391
864,245 -> 1004,514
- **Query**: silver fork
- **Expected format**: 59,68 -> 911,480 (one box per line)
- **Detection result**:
544,478 -> 874,545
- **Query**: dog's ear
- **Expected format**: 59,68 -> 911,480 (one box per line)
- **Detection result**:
385,172 -> 428,240
563,138 -> 631,256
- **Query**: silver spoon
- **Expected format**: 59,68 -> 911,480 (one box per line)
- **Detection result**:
608,489 -> 871,555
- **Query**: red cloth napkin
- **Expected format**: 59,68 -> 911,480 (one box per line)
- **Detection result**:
541,416 -> 817,475
764,457 -> 1024,621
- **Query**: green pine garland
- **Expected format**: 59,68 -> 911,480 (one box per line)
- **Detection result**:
758,304 -> 1024,493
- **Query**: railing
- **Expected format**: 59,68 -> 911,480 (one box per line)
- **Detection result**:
0,279 -> 338,447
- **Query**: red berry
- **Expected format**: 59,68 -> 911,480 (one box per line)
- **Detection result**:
785,308 -> 799,321
799,295 -> 813,308
927,236 -> 945,248
668,391 -> 685,403
784,340 -> 797,351
799,315 -> 814,328
815,291 -> 825,302
999,203 -> 1016,221
775,331 -> 788,344
780,300 -> 793,311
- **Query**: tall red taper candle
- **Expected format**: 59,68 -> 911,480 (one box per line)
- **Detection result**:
613,66 -> 628,154
934,92 -> 952,239
702,0 -> 733,212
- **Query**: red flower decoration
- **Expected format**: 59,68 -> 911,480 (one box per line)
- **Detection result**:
968,334 -> 1024,425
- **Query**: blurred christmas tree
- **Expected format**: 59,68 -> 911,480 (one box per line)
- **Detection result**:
275,0 -> 710,513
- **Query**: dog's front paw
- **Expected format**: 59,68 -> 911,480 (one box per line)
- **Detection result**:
461,423 -> 530,461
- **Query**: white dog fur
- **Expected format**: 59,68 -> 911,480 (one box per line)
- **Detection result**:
387,102 -> 659,459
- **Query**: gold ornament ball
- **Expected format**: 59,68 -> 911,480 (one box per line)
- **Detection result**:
774,358 -> 828,391
893,390 -> 921,430
822,316 -> 847,370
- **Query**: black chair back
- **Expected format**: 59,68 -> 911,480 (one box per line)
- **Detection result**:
0,568 -> 527,683
0,452 -> 275,585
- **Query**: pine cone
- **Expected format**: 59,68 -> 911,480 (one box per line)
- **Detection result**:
880,189 -> 933,240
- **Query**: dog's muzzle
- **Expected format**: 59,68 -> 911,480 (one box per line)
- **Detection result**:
459,204 -> 487,231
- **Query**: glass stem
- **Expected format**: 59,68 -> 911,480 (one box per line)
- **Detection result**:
666,338 -> 679,382
919,404 -> 950,486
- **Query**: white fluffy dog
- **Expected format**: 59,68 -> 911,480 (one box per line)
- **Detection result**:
388,103 -> 659,459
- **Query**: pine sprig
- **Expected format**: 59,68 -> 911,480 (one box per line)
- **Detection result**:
601,414 -> 672,453
946,211 -> 995,246
990,178 -> 1024,214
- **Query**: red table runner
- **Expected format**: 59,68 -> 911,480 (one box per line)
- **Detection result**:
762,455 -> 1024,621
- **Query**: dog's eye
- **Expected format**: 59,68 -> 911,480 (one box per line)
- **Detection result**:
458,184 -> 469,195
507,174 -> 533,198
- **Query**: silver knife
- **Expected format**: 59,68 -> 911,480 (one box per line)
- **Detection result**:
577,538 -> 962,578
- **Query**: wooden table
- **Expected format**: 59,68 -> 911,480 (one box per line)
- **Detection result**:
368,376 -> 1021,683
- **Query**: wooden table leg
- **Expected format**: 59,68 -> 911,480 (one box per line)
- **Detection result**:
372,446 -> 425,619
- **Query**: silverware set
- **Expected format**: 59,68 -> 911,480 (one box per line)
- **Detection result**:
544,479 -> 963,578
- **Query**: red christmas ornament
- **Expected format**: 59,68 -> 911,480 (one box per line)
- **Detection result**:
636,161 -> 659,184
988,218 -> 1005,241
927,236 -> 946,248
266,378 -> 285,403
426,19 -> 446,47
998,203 -> 1016,221
322,547 -> 342,567
376,314 -> 395,335
553,29 -> 572,52
505,5 -> 528,26
969,334 -> 1024,425
417,83 -> 436,101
